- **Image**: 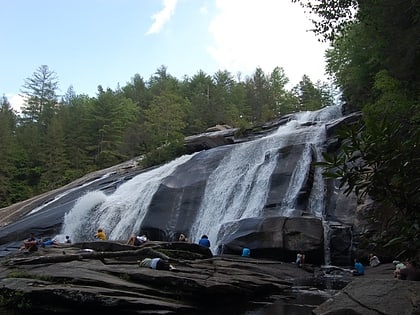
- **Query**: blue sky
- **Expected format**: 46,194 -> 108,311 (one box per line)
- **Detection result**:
1,0 -> 329,111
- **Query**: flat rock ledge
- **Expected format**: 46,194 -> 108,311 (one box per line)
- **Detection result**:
0,241 -> 304,314
1,242 -> 419,315
313,278 -> 420,315
313,263 -> 420,315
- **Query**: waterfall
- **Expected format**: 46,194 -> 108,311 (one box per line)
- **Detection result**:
189,105 -> 343,251
60,105 -> 343,254
28,172 -> 112,216
61,154 -> 197,242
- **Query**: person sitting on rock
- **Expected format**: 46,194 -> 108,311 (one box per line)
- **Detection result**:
178,233 -> 188,242
198,235 -> 210,247
20,233 -> 39,252
369,253 -> 380,267
398,260 -> 420,281
127,234 -> 148,246
138,258 -> 176,271
353,259 -> 365,276
393,260 -> 406,278
40,238 -> 58,247
65,235 -> 71,244
95,228 -> 106,240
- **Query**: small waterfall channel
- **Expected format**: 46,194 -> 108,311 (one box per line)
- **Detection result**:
61,105 -> 343,262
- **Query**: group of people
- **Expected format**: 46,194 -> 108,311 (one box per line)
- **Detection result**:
21,228 -> 211,255
352,253 -> 381,276
352,253 -> 420,281
20,233 -> 72,252
123,232 -> 210,247
393,260 -> 420,281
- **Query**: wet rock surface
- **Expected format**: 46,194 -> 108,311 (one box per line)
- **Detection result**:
313,263 -> 420,315
0,110 -> 360,267
0,241 -> 309,314
218,216 -> 324,264
1,242 -> 418,314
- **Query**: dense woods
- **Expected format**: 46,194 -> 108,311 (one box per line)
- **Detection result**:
294,0 -> 419,258
0,65 -> 333,208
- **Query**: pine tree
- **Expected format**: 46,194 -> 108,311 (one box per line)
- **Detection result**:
0,96 -> 17,206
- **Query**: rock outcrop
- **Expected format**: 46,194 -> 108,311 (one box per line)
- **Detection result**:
313,263 -> 420,315
217,216 -> 324,264
2,242 -> 419,315
0,241 -> 308,314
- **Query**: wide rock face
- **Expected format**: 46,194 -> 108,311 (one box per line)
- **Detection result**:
217,216 -> 324,264
141,142 -> 318,241
0,241 -> 304,314
313,278 -> 420,315
141,146 -> 233,241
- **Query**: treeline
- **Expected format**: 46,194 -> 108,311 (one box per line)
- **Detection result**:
0,65 -> 333,207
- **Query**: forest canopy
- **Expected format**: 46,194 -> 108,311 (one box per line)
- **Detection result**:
293,0 -> 419,258
0,65 -> 333,207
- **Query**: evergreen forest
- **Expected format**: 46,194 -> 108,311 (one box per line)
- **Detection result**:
0,65 -> 333,207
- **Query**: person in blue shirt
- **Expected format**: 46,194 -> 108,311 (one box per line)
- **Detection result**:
41,238 -> 57,247
198,235 -> 210,247
353,259 -> 365,276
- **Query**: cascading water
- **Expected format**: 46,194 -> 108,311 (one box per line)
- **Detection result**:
60,105 -> 343,259
61,154 -> 197,242
189,105 -> 343,252
28,173 -> 113,216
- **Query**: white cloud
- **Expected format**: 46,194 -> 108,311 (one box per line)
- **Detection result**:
146,0 -> 178,35
6,93 -> 25,113
207,0 -> 329,84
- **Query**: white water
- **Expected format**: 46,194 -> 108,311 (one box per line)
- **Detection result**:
60,153 -> 197,242
188,106 -> 343,250
59,105 -> 343,252
28,173 -> 113,215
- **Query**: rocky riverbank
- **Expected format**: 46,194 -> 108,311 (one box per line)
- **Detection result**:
0,241 -> 312,314
1,241 -> 418,315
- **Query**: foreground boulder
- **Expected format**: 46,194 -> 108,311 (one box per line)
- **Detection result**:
0,241 -> 304,314
218,216 -> 324,264
313,263 -> 420,315
313,278 -> 420,315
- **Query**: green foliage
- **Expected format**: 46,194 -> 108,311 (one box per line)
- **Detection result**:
119,273 -> 131,281
302,0 -> 420,258
291,0 -> 359,42
85,88 -> 139,168
0,96 -> 17,206
292,75 -> 334,111
0,289 -> 31,310
317,72 -> 420,258
143,92 -> 186,149
318,114 -> 420,257
1,63 -> 331,208
141,141 -> 186,169
20,64 -> 59,126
